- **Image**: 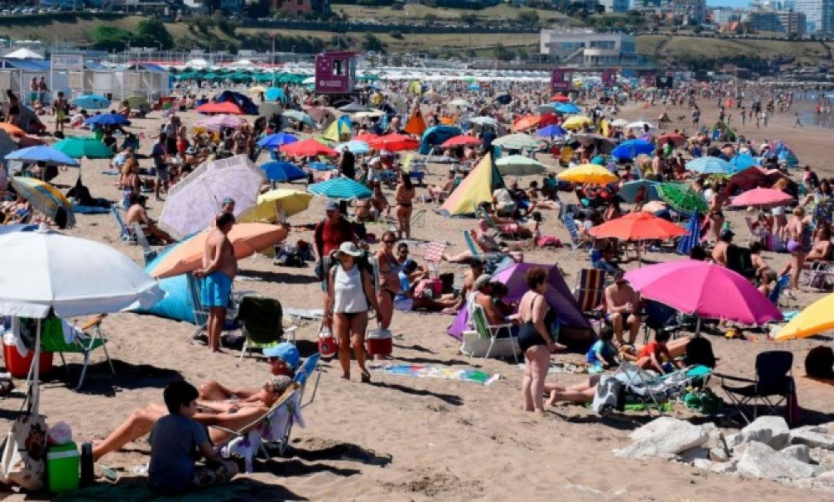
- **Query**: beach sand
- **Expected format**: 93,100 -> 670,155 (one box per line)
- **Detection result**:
2,95 -> 833,501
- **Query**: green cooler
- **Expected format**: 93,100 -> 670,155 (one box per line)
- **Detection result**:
47,442 -> 79,493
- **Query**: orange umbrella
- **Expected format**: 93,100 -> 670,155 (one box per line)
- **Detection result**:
512,115 -> 540,132
354,132 -> 379,142
0,123 -> 25,137
550,95 -> 571,103
150,223 -> 289,279
368,133 -> 419,152
440,116 -> 456,125
281,138 -> 338,157
589,212 -> 688,242
195,101 -> 245,115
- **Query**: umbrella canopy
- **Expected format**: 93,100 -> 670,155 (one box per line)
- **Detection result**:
53,137 -> 114,159
686,156 -> 733,175
257,132 -> 298,149
677,212 -> 702,256
195,101 -> 245,115
283,110 -> 317,128
239,189 -> 313,223
730,153 -> 758,171
657,133 -> 685,146
536,103 -> 559,114
308,177 -> 372,200
281,138 -> 338,157
611,118 -> 629,127
195,114 -> 247,132
308,162 -> 336,171
338,102 -> 370,113
84,113 -> 131,127
470,116 -> 498,127
656,183 -> 708,215
441,135 -> 481,148
449,99 -> 470,108
774,292 -> 834,341
730,188 -> 794,208
335,140 -> 370,155
248,86 -> 267,94
368,134 -> 419,152
557,163 -> 618,185
354,132 -> 380,142
495,155 -> 546,176
260,161 -> 307,182
11,177 -> 76,228
5,145 -> 79,167
624,260 -> 782,325
562,115 -> 592,130
492,133 -> 542,150
589,212 -> 687,241
0,123 -> 25,137
159,155 -> 265,240
612,139 -> 655,160
618,179 -> 660,203
537,124 -> 567,138
71,94 -> 110,110
550,95 -> 571,102
626,121 -> 653,130
265,88 -> 284,102
512,115 -> 541,132
150,223 -> 289,279
555,103 -> 581,114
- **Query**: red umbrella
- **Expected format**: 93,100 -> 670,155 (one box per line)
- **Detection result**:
280,138 -> 338,157
368,133 -> 419,152
195,101 -> 245,115
440,135 -> 481,148
730,188 -> 794,208
657,133 -> 685,146
589,212 -> 688,241
354,132 -> 380,142
550,95 -> 571,103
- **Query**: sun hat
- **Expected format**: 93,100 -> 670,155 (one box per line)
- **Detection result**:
325,199 -> 339,211
263,342 -> 299,371
337,241 -> 362,257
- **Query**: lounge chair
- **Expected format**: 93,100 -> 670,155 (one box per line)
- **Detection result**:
462,230 -> 515,274
805,261 -> 834,291
185,273 -> 250,342
476,205 -> 520,240
421,240 -> 447,279
111,206 -> 134,243
720,350 -> 796,426
642,299 -> 684,345
235,296 -> 299,363
460,304 -> 519,362
39,314 -> 115,390
562,212 -> 587,258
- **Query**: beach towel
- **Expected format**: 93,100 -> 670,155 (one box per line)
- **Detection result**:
72,205 -> 111,215
517,362 -> 588,375
370,363 -> 499,385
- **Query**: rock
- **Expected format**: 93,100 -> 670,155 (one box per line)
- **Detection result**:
711,461 -> 738,475
616,419 -> 709,459
678,447 -> 710,464
790,430 -> 834,450
629,417 -> 687,441
794,425 -> 829,435
710,446 -> 730,462
693,458 -> 712,470
725,433 -> 742,449
740,416 -> 790,450
781,444 -> 811,464
736,441 -> 817,480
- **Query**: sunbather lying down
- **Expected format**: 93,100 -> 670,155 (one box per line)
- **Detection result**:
92,376 -> 293,461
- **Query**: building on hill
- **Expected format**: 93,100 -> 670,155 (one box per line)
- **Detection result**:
632,0 -> 707,24
540,28 -> 649,67
793,0 -> 834,34
748,8 -> 806,33
600,0 -> 630,13
272,0 -> 330,15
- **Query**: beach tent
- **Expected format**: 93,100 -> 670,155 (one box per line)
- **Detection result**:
131,244 -> 196,323
419,125 -> 462,155
322,116 -> 352,143
709,121 -> 737,142
403,109 -> 427,136
215,90 -> 259,115
448,262 -> 592,341
438,154 -> 503,217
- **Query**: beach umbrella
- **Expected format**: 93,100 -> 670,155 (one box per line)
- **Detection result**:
512,115 -> 541,132
0,123 -> 25,137
492,133 -> 542,150
281,138 -> 338,157
449,99 -> 470,108
11,177 -> 75,228
562,115 -> 592,130
338,102 -> 370,113
589,212 -> 687,241
150,223 -> 289,279
71,93 -> 110,110
265,87 -> 284,102
354,110 -> 385,119
730,153 -> 758,171
536,103 -> 559,114
5,145 -> 79,167
537,124 -> 567,138
159,155 -> 265,240
354,132 -> 380,143
495,155 -> 546,176
84,113 -> 131,127
611,118 -> 629,128
774,292 -> 834,341
656,183 -> 708,215
469,116 -> 498,128
730,188 -> 794,208
619,179 -> 660,203
657,133 -> 685,146
624,260 -> 782,327
626,121 -> 653,130
195,114 -> 247,132
248,86 -> 267,95
686,157 -> 733,175
283,110 -> 317,128
550,94 -> 571,102
307,162 -> 336,171
441,135 -> 481,148
572,133 -> 615,147
557,163 -> 618,185
335,140 -> 370,155
195,101 -> 244,115
467,83 -> 481,91
677,211 -> 701,256
53,137 -> 114,159
555,103 -> 581,114
257,132 -> 298,149
239,189 -> 314,223
612,139 -> 655,160
259,161 -> 307,182
305,106 -> 336,124
308,177 -> 372,200
368,134 -> 419,152
495,94 -> 512,105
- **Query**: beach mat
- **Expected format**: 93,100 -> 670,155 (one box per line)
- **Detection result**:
54,479 -> 271,502
517,362 -> 589,375
370,363 -> 499,385
73,205 -> 111,214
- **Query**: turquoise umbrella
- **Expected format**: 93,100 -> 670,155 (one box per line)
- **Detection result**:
54,137 -> 115,159
686,157 -> 732,175
308,177 -> 372,200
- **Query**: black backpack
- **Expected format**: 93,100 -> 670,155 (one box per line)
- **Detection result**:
805,346 -> 834,379
685,336 -> 716,369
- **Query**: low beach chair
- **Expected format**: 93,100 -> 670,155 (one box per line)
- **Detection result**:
562,213 -> 587,258
463,304 -> 519,362
720,350 -> 796,426
111,206 -> 133,243
476,205 -> 520,240
40,314 -> 115,390
235,296 -> 299,363
462,230 -> 514,274
805,260 -> 834,291
573,268 -> 606,316
185,273 -> 249,342
421,240 -> 447,279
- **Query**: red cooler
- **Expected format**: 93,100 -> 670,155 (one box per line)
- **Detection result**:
366,327 -> 392,357
4,340 -> 53,378
318,327 -> 337,360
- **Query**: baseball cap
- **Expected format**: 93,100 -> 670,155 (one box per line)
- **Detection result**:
263,342 -> 299,371
325,200 -> 339,211
222,197 -> 235,206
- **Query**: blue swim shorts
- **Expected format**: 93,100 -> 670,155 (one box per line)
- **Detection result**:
201,271 -> 232,308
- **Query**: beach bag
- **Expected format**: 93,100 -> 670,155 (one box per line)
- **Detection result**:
685,336 -> 716,369
591,376 -> 625,416
805,346 -> 834,379
0,387 -> 47,491
414,278 -> 442,299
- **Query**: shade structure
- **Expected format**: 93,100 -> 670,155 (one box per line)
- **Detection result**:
71,94 -> 110,110
512,115 -> 541,132
307,162 -> 336,171
557,163 -> 618,185
562,115 -> 592,130
338,102 -> 370,113
439,154 -> 502,217
84,113 -> 131,127
5,145 -> 79,167
619,179 -> 660,203
612,139 -> 655,160
248,86 -> 267,94
354,132 -> 380,142
257,132 -> 298,149
686,156 -> 733,175
260,161 -> 306,182
308,177 -> 372,200
159,154 -> 265,240
11,177 -> 75,228
0,123 -> 25,137
492,133 -> 542,150
335,140 -> 370,155
239,189 -> 313,223
354,110 -> 384,119
283,110 -> 317,128
624,260 -> 782,325
441,135 -> 481,148
657,133 -> 685,146
730,153 -> 758,171
774,292 -> 834,341
656,183 -> 708,215
195,114 -> 247,132
265,87 -> 284,102
537,124 -> 567,138
470,116 -> 498,127
150,223 -> 289,279
495,155 -> 546,176
449,99 -> 470,108
555,103 -> 581,114
195,101 -> 245,115
611,118 -> 629,127
280,138 -> 338,157
730,188 -> 794,208
368,134 -> 419,152
53,137 -> 114,159
589,212 -> 688,241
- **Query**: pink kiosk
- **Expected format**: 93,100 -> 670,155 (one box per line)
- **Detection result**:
314,51 -> 358,102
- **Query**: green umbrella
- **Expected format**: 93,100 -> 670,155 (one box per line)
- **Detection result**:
656,182 -> 708,215
495,155 -> 546,176
54,137 -> 115,159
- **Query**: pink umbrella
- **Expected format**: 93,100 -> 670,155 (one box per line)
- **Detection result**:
730,187 -> 794,208
194,114 -> 247,132
624,260 -> 782,328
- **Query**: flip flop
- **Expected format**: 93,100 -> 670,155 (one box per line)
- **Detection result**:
361,370 -> 371,383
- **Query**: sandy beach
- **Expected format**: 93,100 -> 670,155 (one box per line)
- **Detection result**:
1,93 -> 833,501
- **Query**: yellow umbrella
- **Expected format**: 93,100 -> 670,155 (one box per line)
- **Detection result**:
557,164 -> 618,185
239,189 -> 313,223
562,115 -> 592,130
248,86 -> 267,94
773,293 -> 834,341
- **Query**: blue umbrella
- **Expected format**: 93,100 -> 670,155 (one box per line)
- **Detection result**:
619,180 -> 660,203
5,146 -> 79,167
677,211 -> 702,255
729,153 -> 758,174
307,162 -> 335,171
555,103 -> 581,114
536,125 -> 567,138
467,83 -> 481,91
686,156 -> 732,175
335,140 -> 370,155
71,94 -> 110,110
260,161 -> 307,182
257,132 -> 298,149
612,139 -> 654,160
84,113 -> 131,127
265,87 -> 285,102
308,177 -> 372,200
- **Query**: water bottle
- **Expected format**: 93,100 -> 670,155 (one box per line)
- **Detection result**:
80,442 -> 94,487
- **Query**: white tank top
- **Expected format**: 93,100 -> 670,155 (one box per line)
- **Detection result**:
333,264 -> 368,314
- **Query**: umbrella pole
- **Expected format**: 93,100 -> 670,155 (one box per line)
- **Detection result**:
694,317 -> 701,338
24,318 -> 42,414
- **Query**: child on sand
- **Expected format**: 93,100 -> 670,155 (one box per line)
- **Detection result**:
586,325 -> 617,372
634,331 -> 683,374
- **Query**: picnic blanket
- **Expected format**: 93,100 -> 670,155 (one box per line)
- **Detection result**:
517,362 -> 589,375
370,363 -> 499,386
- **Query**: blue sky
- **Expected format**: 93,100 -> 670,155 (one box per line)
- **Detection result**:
706,0 -> 748,6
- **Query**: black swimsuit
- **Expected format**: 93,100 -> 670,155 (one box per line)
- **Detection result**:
517,294 -> 557,352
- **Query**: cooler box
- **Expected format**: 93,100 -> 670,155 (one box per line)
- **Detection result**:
47,442 -> 79,493
366,328 -> 392,357
3,341 -> 53,378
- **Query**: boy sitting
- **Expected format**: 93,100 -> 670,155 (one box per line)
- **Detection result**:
586,326 -> 617,372
148,381 -> 239,496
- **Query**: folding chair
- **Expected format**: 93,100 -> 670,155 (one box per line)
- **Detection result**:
462,230 -> 514,274
468,304 -> 518,362
720,350 -> 796,426
185,272 -> 249,342
805,261 -> 834,291
422,240 -> 447,278
562,213 -> 586,258
39,314 -> 115,390
111,206 -> 134,243
235,296 -> 299,363
130,222 -> 161,265
476,205 -> 520,240
642,299 -> 684,345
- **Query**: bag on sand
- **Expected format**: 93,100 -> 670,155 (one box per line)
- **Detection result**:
591,376 -> 625,416
0,390 -> 47,491
805,346 -> 834,379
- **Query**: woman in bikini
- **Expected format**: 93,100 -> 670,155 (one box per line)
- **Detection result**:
375,231 -> 402,336
394,171 -> 416,240
779,206 -> 809,290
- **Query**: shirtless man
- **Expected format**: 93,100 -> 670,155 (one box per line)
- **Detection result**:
711,229 -> 733,266
194,212 -> 238,352
124,194 -> 175,245
605,270 -> 642,346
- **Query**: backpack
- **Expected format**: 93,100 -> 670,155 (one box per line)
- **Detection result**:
326,250 -> 378,313
805,346 -> 834,379
685,336 -> 716,369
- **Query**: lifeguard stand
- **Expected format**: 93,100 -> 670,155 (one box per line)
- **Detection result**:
314,52 -> 357,96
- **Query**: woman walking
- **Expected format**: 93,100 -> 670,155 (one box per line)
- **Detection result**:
375,231 -> 401,334
517,268 -> 558,413
395,171 -> 416,240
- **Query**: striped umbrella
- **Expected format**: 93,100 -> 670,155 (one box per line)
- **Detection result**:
677,211 -> 701,255
657,183 -> 708,215
686,157 -> 732,175
11,177 -> 75,228
308,177 -> 372,200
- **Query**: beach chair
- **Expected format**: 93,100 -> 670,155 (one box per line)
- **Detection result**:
476,205 -> 520,240
462,230 -> 514,274
562,213 -> 587,258
185,273 -> 249,342
805,261 -> 834,291
422,240 -> 447,278
111,206 -> 134,243
235,296 -> 299,363
573,268 -> 606,317
39,314 -> 115,390
642,299 -> 684,345
744,216 -> 769,246
720,351 -> 796,426
465,304 -> 519,362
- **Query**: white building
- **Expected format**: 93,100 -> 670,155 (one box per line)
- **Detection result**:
633,0 -> 707,24
794,0 -> 834,34
600,0 -> 631,13
540,29 -> 640,66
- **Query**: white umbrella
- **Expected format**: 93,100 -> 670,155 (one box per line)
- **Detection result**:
449,98 -> 471,108
469,116 -> 498,127
492,133 -> 542,150
611,118 -> 628,127
627,121 -> 653,130
495,155 -> 547,176
159,154 -> 265,240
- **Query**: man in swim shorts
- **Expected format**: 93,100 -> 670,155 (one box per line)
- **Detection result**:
195,212 -> 238,352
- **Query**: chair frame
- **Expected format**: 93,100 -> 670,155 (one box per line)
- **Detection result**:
43,314 -> 115,390
111,206 -> 134,244
719,350 -> 796,426
470,304 -> 518,363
